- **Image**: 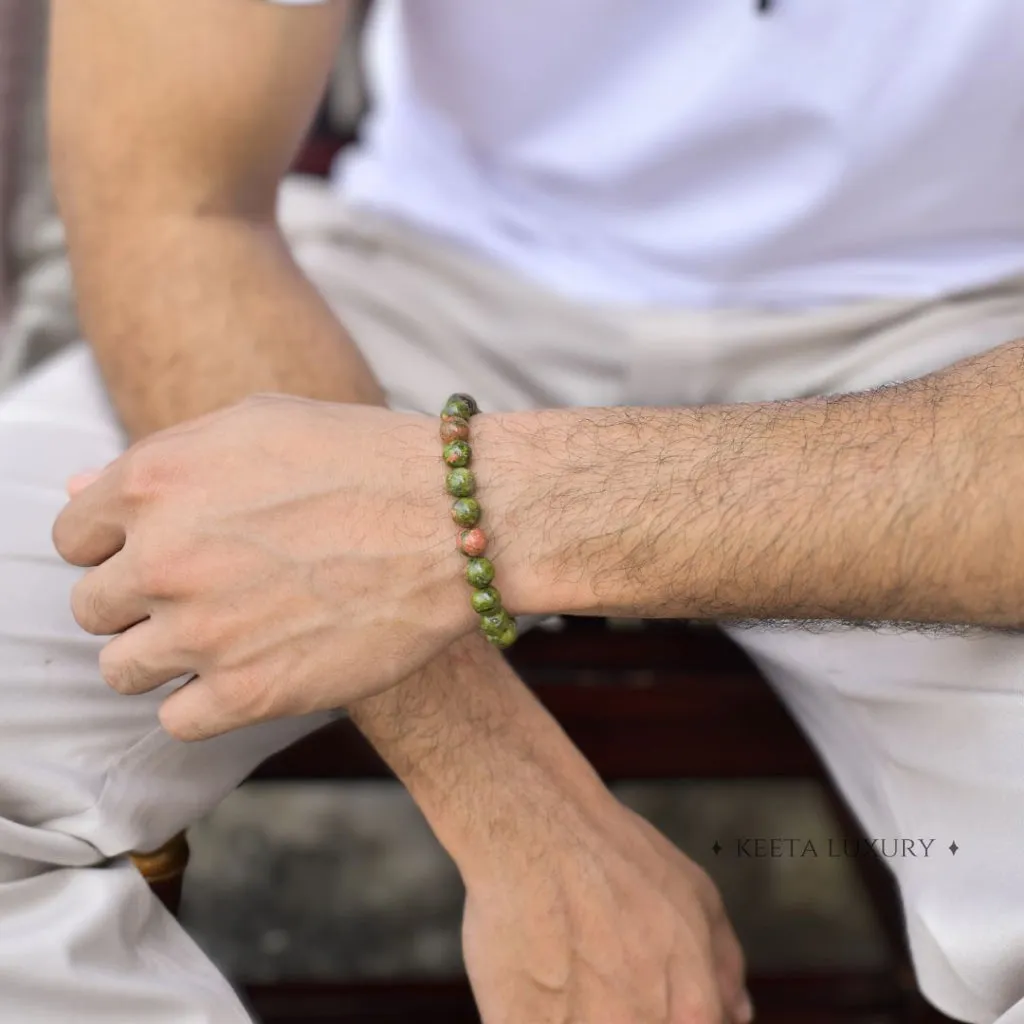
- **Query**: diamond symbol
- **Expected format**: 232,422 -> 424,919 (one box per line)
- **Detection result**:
712,841 -> 722,855
949,841 -> 959,856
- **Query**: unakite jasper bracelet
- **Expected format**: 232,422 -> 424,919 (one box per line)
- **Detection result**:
440,393 -> 518,650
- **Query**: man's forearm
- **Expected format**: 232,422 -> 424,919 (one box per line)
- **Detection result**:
486,338 -> 1024,629
349,635 -> 612,878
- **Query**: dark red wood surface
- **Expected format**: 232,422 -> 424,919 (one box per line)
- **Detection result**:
244,974 -> 960,1023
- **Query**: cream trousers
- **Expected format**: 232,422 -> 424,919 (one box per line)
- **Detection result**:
3,177 -> 1024,1022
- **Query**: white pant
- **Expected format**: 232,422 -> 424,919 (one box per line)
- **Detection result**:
4,177 -> 1024,1021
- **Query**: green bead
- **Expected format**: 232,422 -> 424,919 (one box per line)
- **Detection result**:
440,417 -> 470,443
448,393 -> 479,417
446,467 -> 476,498
443,440 -> 472,468
479,609 -> 510,637
442,395 -> 475,421
466,557 -> 495,588
450,498 -> 481,527
470,586 -> 502,614
487,619 -> 518,650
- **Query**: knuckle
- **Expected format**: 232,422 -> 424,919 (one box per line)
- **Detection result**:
51,514 -> 75,562
119,455 -> 160,504
158,701 -> 205,742
70,578 -> 110,634
176,611 -> 219,655
98,643 -> 140,695
209,670 -> 279,728
120,442 -> 180,505
210,669 -> 271,722
132,547 -> 178,598
238,676 -> 280,723
674,991 -> 720,1024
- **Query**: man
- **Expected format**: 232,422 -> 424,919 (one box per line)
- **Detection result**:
5,0 -> 1024,1020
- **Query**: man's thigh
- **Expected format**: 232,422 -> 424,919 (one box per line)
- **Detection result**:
726,620 -> 1024,1022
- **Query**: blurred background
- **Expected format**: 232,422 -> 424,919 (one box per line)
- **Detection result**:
181,778 -> 886,984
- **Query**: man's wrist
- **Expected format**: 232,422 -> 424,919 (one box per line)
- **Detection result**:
349,632 -> 612,876
469,407 -> 694,619
469,410 -> 593,618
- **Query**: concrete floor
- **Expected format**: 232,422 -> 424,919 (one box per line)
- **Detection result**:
181,779 -> 888,984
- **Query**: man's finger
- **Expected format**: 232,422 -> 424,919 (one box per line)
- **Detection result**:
98,621 -> 195,696
709,910 -> 751,1023
70,555 -> 149,635
158,676 -> 236,743
52,462 -> 128,567
735,990 -> 754,1023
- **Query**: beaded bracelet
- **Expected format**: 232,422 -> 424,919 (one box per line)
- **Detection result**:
440,393 -> 518,650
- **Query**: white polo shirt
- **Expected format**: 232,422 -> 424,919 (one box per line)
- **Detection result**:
299,1 -> 1024,308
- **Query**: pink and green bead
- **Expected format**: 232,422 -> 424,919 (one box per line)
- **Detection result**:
479,608 -> 517,649
465,557 -> 495,588
457,528 -> 487,557
441,394 -> 478,421
470,586 -> 501,614
445,467 -> 476,498
487,619 -> 518,649
440,417 -> 470,444
450,497 -> 481,527
443,440 -> 472,467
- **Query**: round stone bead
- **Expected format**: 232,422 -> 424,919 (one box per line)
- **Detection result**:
441,396 -> 475,421
487,619 -> 518,650
446,468 -> 476,498
440,417 -> 470,443
457,527 -> 487,557
479,609 -> 510,637
450,497 -> 481,527
465,557 -> 495,588
470,586 -> 501,614
449,393 -> 479,417
443,440 -> 472,468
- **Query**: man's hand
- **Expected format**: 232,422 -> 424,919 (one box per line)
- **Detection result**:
352,636 -> 753,1024
462,802 -> 753,1024
52,396 -> 475,740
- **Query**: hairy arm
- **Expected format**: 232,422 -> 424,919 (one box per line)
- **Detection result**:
49,0 -> 382,437
486,339 -> 1024,629
350,635 -> 610,871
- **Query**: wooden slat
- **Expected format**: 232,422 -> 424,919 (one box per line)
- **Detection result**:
243,973 -> 957,1024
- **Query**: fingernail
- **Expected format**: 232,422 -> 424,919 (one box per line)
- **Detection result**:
736,991 -> 755,1023
66,470 -> 103,496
